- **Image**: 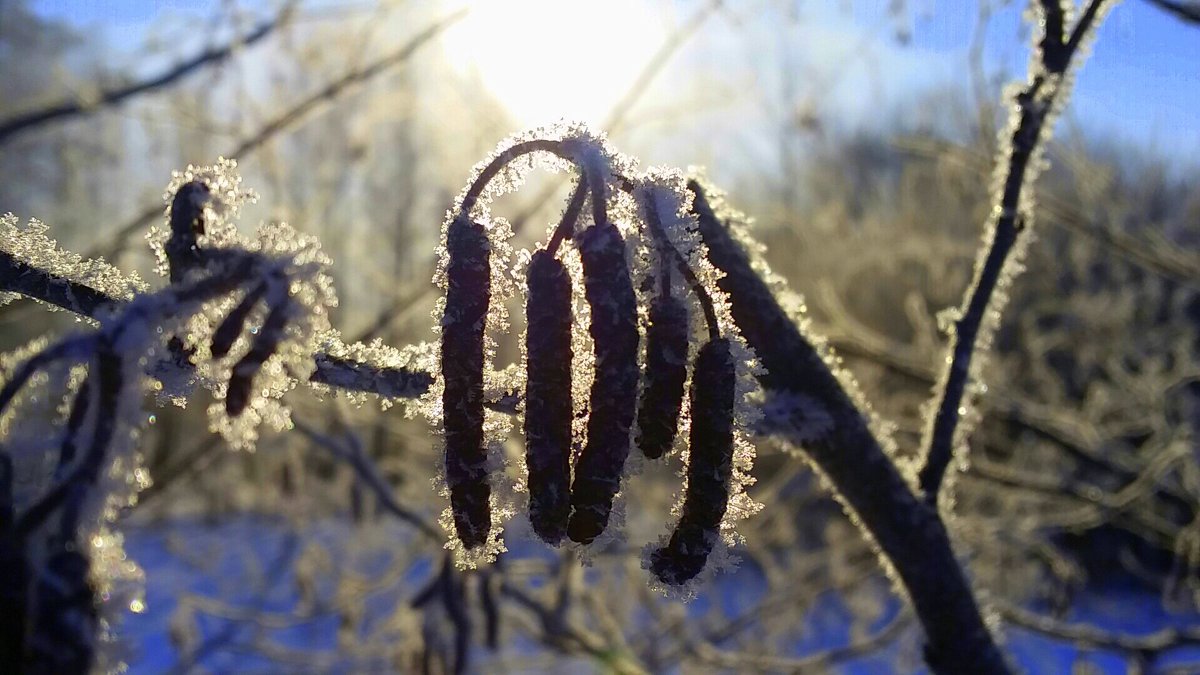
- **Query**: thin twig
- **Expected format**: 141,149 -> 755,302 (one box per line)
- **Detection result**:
688,613 -> 912,673
89,8 -> 467,260
1142,0 -> 1200,24
1001,602 -> 1200,654
918,0 -> 1111,502
0,1 -> 299,144
292,418 -> 442,541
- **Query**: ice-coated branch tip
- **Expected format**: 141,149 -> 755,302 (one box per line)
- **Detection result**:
917,0 -> 1113,505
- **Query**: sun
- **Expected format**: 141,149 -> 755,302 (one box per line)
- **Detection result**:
444,0 -> 666,127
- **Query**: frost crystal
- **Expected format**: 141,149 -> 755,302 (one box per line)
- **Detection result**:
1,213 -> 147,313
147,157 -> 257,279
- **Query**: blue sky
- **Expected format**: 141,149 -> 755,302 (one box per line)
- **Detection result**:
900,0 -> 1200,166
25,0 -> 1200,169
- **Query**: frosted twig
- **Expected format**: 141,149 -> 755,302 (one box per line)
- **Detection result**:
0,249 -> 119,317
688,180 -> 1011,674
918,0 -> 1112,503
640,193 -> 719,339
0,255 -> 433,401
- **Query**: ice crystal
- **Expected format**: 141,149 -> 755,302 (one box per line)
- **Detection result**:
1,213 -> 147,313
147,157 -> 257,278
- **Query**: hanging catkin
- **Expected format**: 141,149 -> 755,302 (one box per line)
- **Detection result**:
650,337 -> 736,585
635,281 -> 689,459
567,222 -> 640,545
441,216 -> 492,549
225,296 -> 290,416
210,282 -> 267,359
524,250 -> 574,544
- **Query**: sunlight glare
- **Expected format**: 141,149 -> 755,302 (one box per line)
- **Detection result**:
445,0 -> 666,127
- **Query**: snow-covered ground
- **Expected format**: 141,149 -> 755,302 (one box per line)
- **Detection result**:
118,517 -> 1200,674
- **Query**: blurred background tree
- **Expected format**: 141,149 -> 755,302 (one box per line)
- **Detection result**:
2,0 -> 1200,671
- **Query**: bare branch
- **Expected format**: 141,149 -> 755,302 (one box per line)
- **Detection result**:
292,418 -> 442,542
688,182 -> 1011,675
1143,0 -> 1200,25
918,0 -> 1112,502
91,8 -> 468,259
498,581 -> 649,675
1001,602 -> 1200,654
0,2 -> 298,144
688,613 -> 911,673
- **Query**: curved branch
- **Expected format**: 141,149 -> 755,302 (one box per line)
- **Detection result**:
687,181 -> 1011,675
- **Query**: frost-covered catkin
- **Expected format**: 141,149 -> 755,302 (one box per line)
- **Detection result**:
165,180 -> 210,283
210,283 -> 266,359
568,222 -> 639,545
441,216 -> 493,549
225,286 -> 290,416
636,280 -> 689,459
651,338 -> 736,585
524,250 -> 573,544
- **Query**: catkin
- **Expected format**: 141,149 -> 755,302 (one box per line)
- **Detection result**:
225,297 -> 290,416
441,216 -> 492,549
650,337 -> 736,585
636,284 -> 689,459
567,223 -> 640,545
211,283 -> 267,359
524,250 -> 574,544
166,180 -> 210,283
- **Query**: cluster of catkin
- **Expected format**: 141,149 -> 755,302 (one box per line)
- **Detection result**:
438,130 -> 753,587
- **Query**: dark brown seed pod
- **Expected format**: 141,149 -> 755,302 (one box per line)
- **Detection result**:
225,292 -> 290,416
441,216 -> 492,549
650,337 -> 736,585
524,250 -> 573,544
635,282 -> 689,459
567,222 -> 640,545
211,282 -> 267,359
